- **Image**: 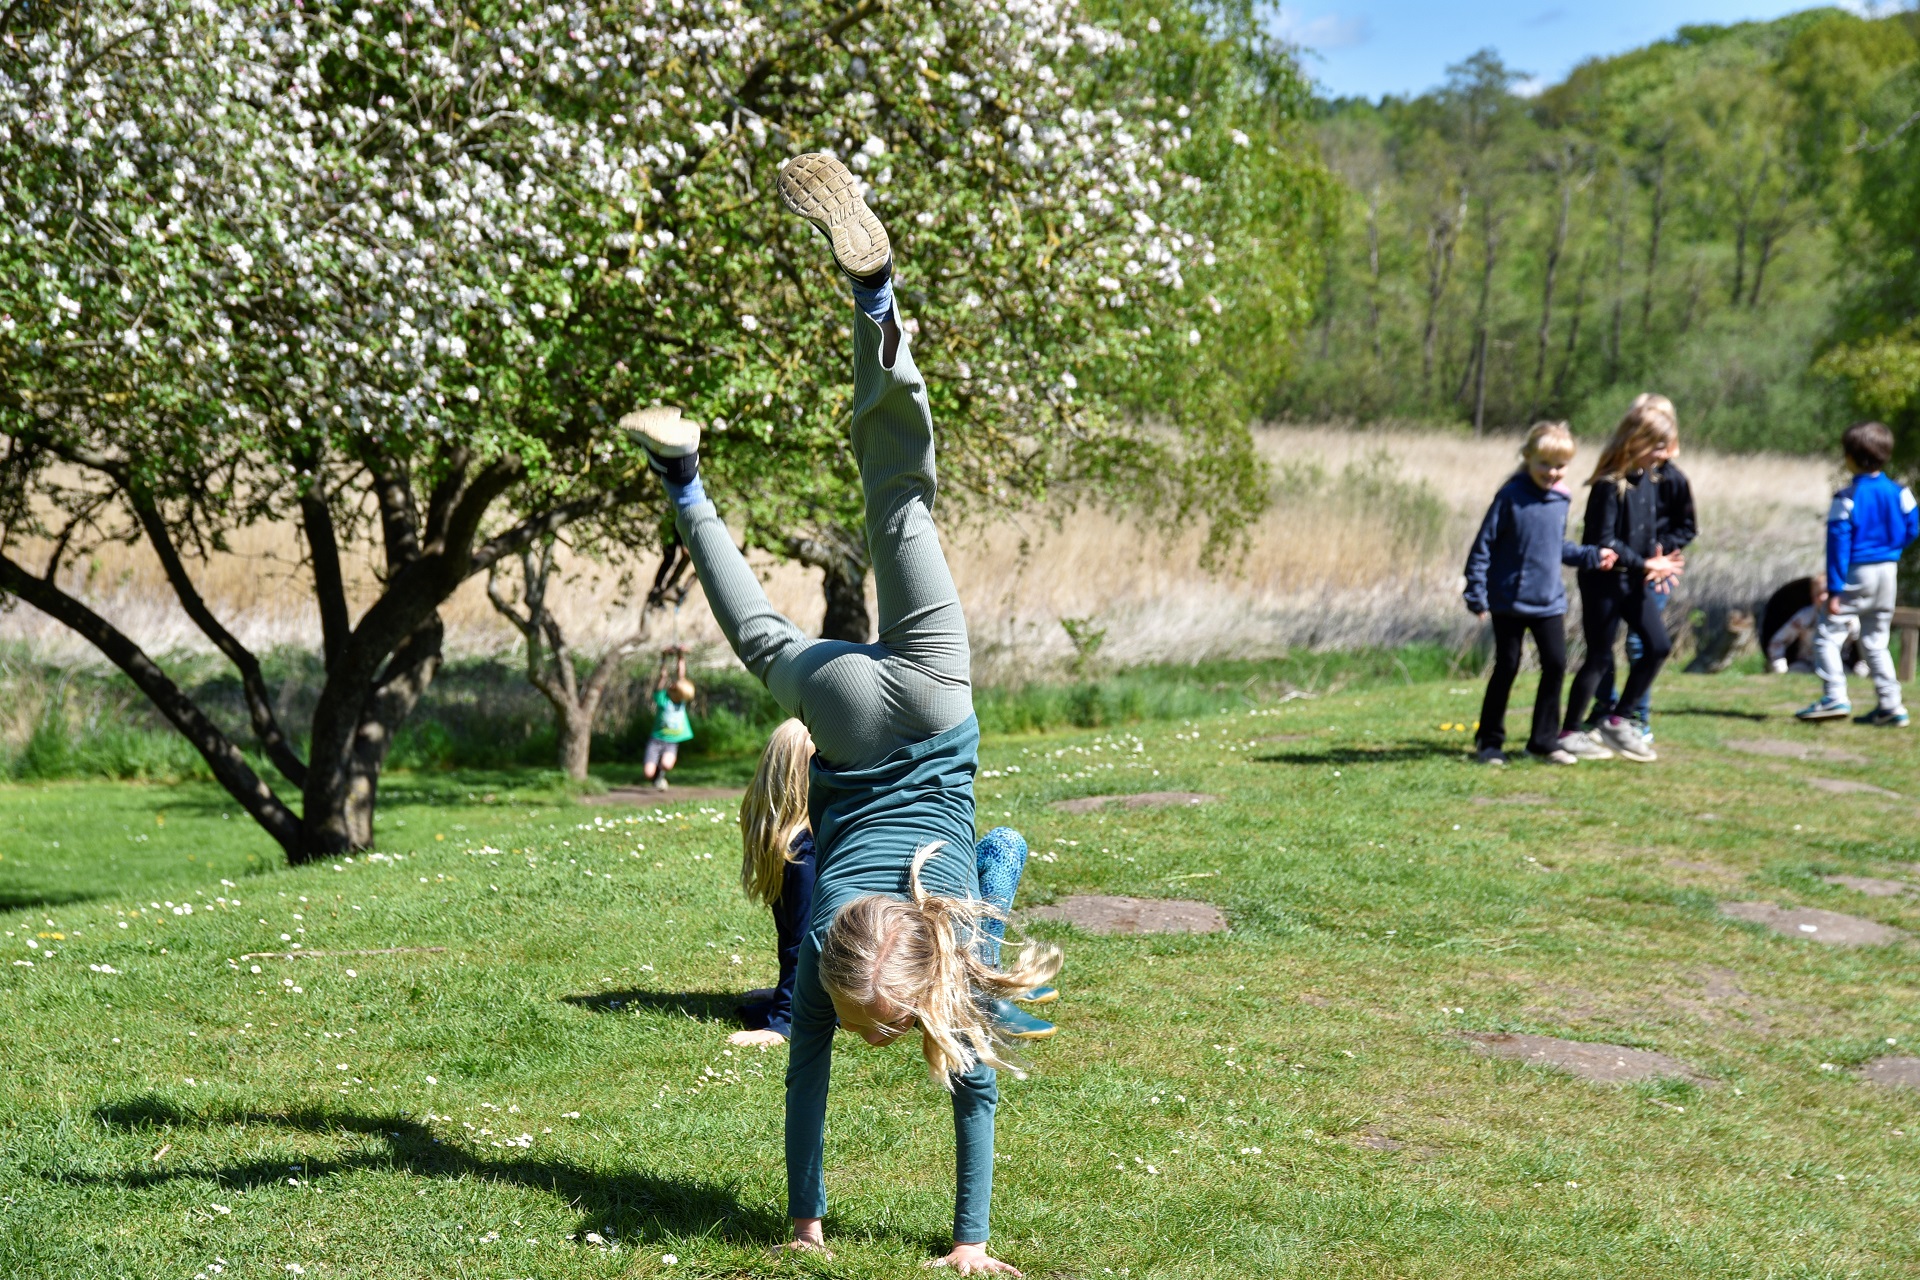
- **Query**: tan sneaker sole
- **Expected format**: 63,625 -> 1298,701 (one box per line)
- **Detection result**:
776,153 -> 890,279
620,405 -> 700,458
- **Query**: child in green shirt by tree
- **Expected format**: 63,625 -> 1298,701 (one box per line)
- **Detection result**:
645,646 -> 695,791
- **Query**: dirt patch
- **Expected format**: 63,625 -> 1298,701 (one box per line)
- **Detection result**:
1665,967 -> 1774,1035
1297,992 -> 1331,1007
1807,778 -> 1901,798
1719,901 -> 1908,947
1023,894 -> 1227,934
1469,793 -> 1550,806
1822,875 -> 1915,898
1724,738 -> 1868,766
1861,1056 -> 1920,1089
1665,859 -> 1743,883
1049,791 -> 1217,815
1350,1126 -> 1403,1151
1462,1032 -> 1707,1084
581,786 -> 744,807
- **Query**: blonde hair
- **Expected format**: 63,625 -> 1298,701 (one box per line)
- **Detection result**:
1522,421 -> 1575,466
1589,393 -> 1677,487
739,718 -> 812,907
819,844 -> 1063,1089
669,677 -> 696,704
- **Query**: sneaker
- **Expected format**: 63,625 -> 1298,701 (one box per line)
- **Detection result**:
777,152 -> 892,283
621,405 -> 702,483
1016,986 -> 1059,1006
1796,696 -> 1852,722
1636,721 -> 1655,747
652,775 -> 669,792
1529,748 -> 1579,765
1557,730 -> 1614,760
991,999 -> 1056,1041
1855,706 -> 1911,728
1475,746 -> 1508,766
1598,716 -> 1657,762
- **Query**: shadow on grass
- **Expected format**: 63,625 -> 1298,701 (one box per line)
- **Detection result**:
1254,742 -> 1463,766
562,989 -> 745,1022
0,887 -> 100,911
73,1095 -> 783,1247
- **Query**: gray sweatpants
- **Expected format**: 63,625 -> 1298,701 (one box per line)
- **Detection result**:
676,310 -> 973,769
1817,560 -> 1903,711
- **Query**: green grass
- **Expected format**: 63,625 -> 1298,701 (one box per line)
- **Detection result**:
3,666 -> 1918,1277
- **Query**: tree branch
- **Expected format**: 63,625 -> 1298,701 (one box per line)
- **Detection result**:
126,488 -> 309,787
299,486 -> 351,673
0,551 -> 301,856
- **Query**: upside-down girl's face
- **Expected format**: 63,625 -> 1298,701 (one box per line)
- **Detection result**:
831,990 -> 915,1047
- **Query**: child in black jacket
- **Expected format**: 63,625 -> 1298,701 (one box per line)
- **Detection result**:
1463,422 -> 1617,764
1594,441 -> 1697,739
1561,395 -> 1688,763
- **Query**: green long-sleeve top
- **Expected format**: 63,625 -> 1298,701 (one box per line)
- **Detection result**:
786,715 -> 994,1244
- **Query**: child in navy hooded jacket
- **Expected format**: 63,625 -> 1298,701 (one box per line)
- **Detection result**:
1464,422 -> 1616,761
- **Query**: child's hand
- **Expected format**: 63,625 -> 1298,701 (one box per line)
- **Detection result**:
1475,611 -> 1490,623
1827,593 -> 1846,617
1596,548 -> 1618,570
925,1243 -> 1022,1276
729,1028 -> 787,1049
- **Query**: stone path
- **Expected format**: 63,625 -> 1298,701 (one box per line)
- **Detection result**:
1024,894 -> 1227,934
1861,1056 -> 1920,1089
1822,875 -> 1914,898
1462,1033 -> 1707,1084
1806,777 -> 1900,797
1049,791 -> 1216,815
1719,901 -> 1907,947
1724,738 -> 1867,766
580,786 -> 743,806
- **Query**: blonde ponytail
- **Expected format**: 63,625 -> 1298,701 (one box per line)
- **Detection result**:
739,719 -> 813,907
818,843 -> 1064,1089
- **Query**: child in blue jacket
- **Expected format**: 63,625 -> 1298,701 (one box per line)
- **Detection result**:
1464,422 -> 1617,764
1797,421 -> 1919,726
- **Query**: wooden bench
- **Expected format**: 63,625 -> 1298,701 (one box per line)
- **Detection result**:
1898,606 -> 1920,684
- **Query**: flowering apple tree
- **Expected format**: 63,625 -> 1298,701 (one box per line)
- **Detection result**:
0,0 -> 1323,861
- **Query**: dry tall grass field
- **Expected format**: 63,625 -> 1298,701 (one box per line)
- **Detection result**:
1,426 -> 1836,683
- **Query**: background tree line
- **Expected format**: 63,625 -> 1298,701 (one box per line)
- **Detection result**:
1280,6 -> 1920,457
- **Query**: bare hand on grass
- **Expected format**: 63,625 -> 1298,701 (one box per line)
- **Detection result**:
729,1028 -> 787,1048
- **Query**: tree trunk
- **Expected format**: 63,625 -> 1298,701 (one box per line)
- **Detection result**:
1607,176 -> 1628,381
1640,149 -> 1667,333
1366,186 -> 1383,360
1554,247 -> 1593,400
1421,188 -> 1466,396
556,702 -> 595,780
789,528 -> 872,643
1533,169 -> 1574,414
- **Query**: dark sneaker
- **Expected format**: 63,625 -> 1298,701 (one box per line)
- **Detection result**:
992,998 -> 1055,1041
1475,746 -> 1507,766
1016,985 -> 1059,1005
1796,696 -> 1852,721
621,405 -> 701,483
1854,707 -> 1911,728
777,152 -> 891,283
1598,716 -> 1657,762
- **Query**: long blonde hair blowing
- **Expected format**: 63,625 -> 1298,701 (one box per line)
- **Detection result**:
819,844 -> 1063,1089
739,718 -> 813,907
1589,393 -> 1677,487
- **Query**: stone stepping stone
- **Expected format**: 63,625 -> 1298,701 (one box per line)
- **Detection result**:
1462,1033 -> 1707,1084
1469,793 -> 1550,806
1861,1056 -> 1920,1089
1822,875 -> 1915,898
1049,791 -> 1216,815
581,786 -> 744,806
1023,894 -> 1227,934
1725,738 -> 1867,766
1719,901 -> 1908,947
1807,778 -> 1900,798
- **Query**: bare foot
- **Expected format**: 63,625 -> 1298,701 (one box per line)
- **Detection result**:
729,1028 -> 787,1048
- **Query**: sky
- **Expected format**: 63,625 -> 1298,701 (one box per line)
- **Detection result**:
1271,1 -> 1886,100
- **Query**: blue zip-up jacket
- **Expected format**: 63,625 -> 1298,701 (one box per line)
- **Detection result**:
1464,472 -> 1608,617
1827,471 -> 1919,595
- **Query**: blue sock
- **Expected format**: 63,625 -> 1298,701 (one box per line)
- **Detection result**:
664,473 -> 706,512
850,274 -> 893,326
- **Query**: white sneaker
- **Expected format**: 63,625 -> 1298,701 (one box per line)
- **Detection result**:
777,152 -> 892,281
1535,748 -> 1579,765
1557,730 -> 1613,760
620,405 -> 701,460
1598,716 -> 1657,762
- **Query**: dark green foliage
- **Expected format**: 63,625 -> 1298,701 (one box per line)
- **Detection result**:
1284,9 -> 1920,452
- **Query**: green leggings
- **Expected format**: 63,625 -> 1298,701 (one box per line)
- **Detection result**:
675,312 -> 973,769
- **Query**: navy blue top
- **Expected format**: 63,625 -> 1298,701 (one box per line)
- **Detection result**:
739,829 -> 817,1039
1579,470 -> 1659,595
1652,462 -> 1697,553
786,715 -> 995,1243
1463,473 -> 1605,617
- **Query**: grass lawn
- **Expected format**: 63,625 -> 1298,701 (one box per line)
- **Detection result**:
3,666 -> 1918,1278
